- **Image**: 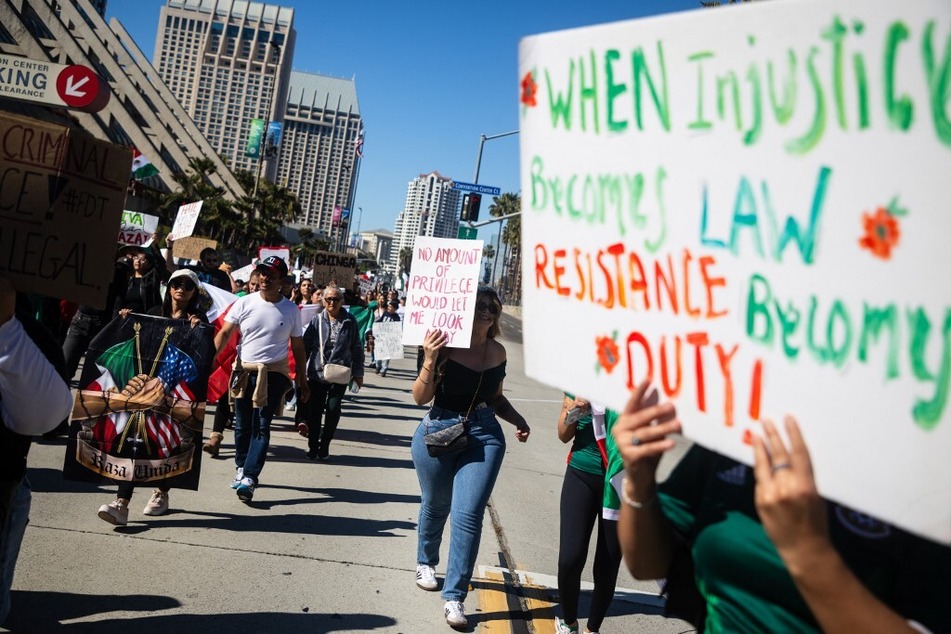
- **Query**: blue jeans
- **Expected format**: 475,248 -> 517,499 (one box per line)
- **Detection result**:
233,372 -> 289,482
411,406 -> 506,602
0,478 -> 31,625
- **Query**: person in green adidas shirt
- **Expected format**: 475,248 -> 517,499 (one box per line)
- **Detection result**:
554,393 -> 622,634
612,380 -> 951,633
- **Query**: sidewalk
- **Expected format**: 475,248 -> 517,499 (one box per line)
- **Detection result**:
4,310 -> 690,633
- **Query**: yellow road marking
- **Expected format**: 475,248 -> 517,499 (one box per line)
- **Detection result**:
474,569 -> 559,633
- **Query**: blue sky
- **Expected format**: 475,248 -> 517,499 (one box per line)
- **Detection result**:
109,0 -> 701,245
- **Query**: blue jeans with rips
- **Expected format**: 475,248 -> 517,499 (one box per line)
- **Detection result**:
233,372 -> 289,482
0,478 -> 31,625
411,406 -> 506,602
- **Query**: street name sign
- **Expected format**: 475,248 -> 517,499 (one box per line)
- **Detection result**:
0,53 -> 109,112
452,181 -> 501,196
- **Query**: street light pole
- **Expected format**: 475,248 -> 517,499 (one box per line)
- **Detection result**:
470,130 -> 518,290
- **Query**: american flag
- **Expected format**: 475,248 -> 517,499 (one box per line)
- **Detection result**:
355,129 -> 364,158
150,344 -> 198,457
89,344 -> 198,459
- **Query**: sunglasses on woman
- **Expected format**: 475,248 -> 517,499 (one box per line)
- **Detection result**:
170,280 -> 196,291
476,301 -> 500,315
324,296 -> 342,304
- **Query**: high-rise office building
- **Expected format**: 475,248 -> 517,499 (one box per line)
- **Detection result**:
153,0 -> 295,180
388,171 -> 462,273
277,71 -> 363,241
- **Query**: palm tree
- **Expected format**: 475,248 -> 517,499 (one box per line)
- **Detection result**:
488,193 -> 521,301
482,244 -> 495,260
398,246 -> 414,277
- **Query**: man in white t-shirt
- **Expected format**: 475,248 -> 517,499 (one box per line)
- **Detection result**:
214,256 -> 309,501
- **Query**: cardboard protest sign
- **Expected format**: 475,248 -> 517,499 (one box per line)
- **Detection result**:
519,0 -> 951,543
65,314 -> 216,490
173,236 -> 217,262
168,200 -> 203,240
373,321 -> 404,361
403,236 -> 483,347
117,210 -> 158,248
311,250 -> 356,288
0,111 -> 131,308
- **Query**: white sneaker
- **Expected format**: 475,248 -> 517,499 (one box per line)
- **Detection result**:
230,467 -> 244,489
555,617 -> 579,634
415,564 -> 437,591
444,600 -> 466,628
236,476 -> 255,502
143,489 -> 169,516
97,499 -> 128,526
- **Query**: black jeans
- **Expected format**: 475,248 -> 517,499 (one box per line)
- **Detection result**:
557,466 -> 622,631
303,380 -> 347,451
117,481 -> 170,500
62,312 -> 105,381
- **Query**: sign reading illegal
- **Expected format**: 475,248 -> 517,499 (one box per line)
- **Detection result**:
0,53 -> 109,112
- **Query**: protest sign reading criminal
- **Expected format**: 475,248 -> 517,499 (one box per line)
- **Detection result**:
403,236 -> 483,347
0,112 -> 131,308
519,0 -> 951,543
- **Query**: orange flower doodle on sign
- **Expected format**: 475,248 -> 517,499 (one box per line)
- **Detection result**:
858,198 -> 906,260
520,71 -> 537,108
595,334 -> 620,374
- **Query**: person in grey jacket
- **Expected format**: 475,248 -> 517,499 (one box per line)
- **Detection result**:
300,284 -> 365,460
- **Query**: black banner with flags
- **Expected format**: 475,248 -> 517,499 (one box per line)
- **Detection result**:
64,314 -> 215,490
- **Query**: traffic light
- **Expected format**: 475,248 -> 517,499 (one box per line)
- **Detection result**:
461,192 -> 482,222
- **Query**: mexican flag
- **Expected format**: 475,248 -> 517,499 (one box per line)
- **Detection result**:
131,148 -> 159,179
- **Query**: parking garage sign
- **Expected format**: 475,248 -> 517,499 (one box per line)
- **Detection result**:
0,53 -> 108,112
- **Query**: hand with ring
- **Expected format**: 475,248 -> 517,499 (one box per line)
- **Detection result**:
611,379 -> 681,498
752,417 -> 830,574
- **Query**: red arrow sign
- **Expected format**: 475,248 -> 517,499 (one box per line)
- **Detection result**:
56,65 -> 100,108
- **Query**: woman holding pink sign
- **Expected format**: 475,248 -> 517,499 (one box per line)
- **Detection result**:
410,286 -> 531,629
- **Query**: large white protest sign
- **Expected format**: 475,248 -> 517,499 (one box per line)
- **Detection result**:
519,0 -> 951,543
373,321 -> 405,361
117,211 -> 158,248
403,236 -> 483,347
168,200 -> 203,240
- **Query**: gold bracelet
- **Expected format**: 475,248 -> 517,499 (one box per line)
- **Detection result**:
621,476 -> 656,510
417,376 -> 431,385
422,364 -> 434,373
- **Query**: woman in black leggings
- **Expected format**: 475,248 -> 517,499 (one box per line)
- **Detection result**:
556,395 -> 622,634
